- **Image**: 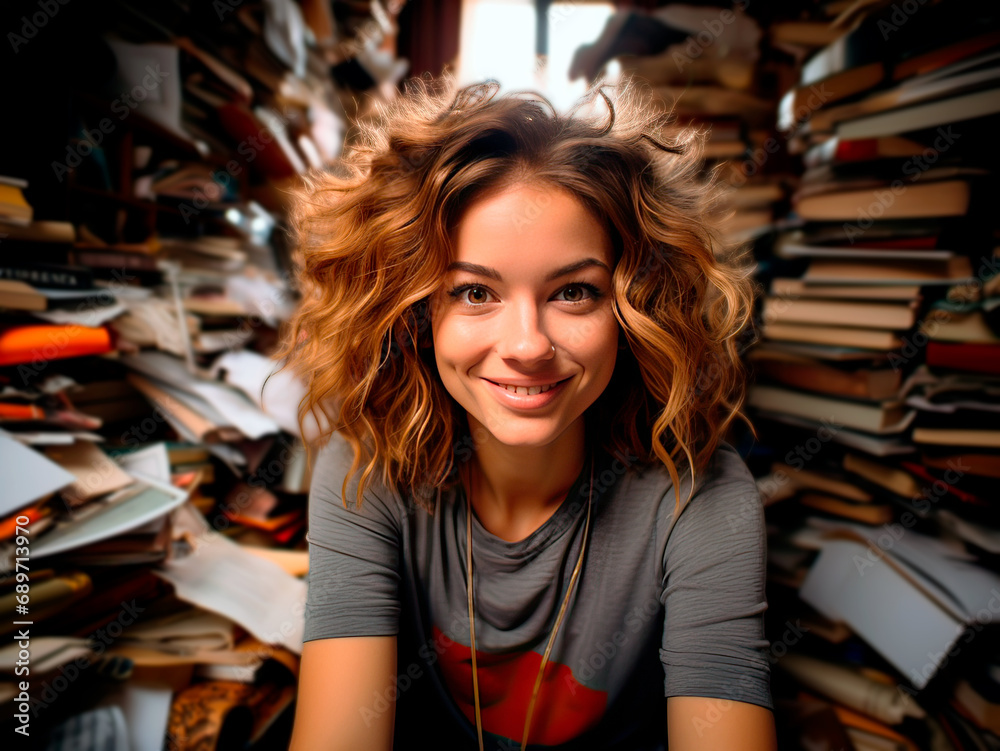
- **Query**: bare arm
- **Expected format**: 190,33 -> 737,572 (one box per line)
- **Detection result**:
667,696 -> 777,751
290,636 -> 397,751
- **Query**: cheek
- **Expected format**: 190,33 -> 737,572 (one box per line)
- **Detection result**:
564,309 -> 618,359
431,313 -> 490,378
432,315 -> 465,356
594,315 -> 621,377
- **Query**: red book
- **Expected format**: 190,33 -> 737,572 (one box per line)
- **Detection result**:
853,236 -> 940,250
926,341 -> 1000,376
900,461 -> 988,507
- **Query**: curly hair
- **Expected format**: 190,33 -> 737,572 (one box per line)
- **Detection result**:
273,76 -> 758,511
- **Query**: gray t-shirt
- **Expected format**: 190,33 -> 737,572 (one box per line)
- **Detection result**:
304,431 -> 772,750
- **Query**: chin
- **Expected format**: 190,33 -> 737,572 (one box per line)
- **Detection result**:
493,433 -> 560,449
477,418 -> 575,450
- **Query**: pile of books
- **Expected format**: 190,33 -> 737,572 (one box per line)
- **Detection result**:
0,0 -> 407,745
600,5 -> 791,247
745,1 -> 1000,748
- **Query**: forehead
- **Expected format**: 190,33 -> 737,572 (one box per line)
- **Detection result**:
451,182 -> 613,269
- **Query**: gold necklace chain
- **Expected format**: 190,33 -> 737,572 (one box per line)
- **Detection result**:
465,454 -> 595,751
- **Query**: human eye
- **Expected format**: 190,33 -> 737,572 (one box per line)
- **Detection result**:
555,282 -> 603,304
446,282 -> 497,306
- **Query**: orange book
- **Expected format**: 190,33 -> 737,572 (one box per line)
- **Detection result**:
893,28 -> 1000,81
0,325 -> 113,366
0,501 -> 49,540
799,491 -> 894,525
831,702 -> 920,751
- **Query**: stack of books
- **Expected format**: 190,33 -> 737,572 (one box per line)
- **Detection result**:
0,0 -> 406,746
604,7 -> 792,247
744,1 -> 1000,748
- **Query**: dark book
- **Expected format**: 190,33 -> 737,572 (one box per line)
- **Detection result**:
73,249 -> 165,285
0,262 -> 94,289
926,341 -> 1000,376
922,451 -> 1000,480
893,27 -> 1000,82
791,60 -> 885,114
801,0 -> 1000,86
952,665 -> 1000,736
803,255 -> 974,285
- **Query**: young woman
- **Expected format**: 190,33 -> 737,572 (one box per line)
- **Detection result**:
282,78 -> 776,750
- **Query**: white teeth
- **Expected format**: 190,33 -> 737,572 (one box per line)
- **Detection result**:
497,381 -> 559,395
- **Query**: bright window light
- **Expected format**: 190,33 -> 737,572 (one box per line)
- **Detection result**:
458,1 -> 614,112
545,2 -> 615,111
458,0 -> 538,93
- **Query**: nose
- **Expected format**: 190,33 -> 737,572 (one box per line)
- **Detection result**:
495,298 -> 555,364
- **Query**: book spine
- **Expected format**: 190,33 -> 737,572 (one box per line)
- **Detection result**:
0,264 -> 94,289
75,251 -> 160,271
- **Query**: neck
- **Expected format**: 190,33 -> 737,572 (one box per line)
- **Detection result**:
464,416 -> 588,542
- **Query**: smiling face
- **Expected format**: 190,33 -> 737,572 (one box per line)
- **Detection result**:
430,181 -> 619,451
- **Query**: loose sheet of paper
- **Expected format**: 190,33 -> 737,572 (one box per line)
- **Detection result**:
0,428 -> 77,515
155,504 -> 305,653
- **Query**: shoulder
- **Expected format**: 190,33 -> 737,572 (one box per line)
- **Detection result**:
626,442 -> 759,513
637,441 -> 763,547
308,431 -> 406,528
693,441 -> 761,508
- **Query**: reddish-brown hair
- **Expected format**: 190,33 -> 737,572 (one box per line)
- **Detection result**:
274,76 -> 757,510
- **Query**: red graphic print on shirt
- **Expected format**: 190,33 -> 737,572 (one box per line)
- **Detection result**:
434,625 -> 608,745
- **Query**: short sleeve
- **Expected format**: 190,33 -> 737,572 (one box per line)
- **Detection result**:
303,431 -> 403,642
659,445 -> 773,710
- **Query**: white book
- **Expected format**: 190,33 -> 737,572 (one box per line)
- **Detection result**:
800,523 -> 1000,688
837,86 -> 1000,140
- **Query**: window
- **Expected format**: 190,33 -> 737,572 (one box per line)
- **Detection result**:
458,0 -> 615,112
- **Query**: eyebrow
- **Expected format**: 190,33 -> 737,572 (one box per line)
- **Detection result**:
445,258 -> 612,282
